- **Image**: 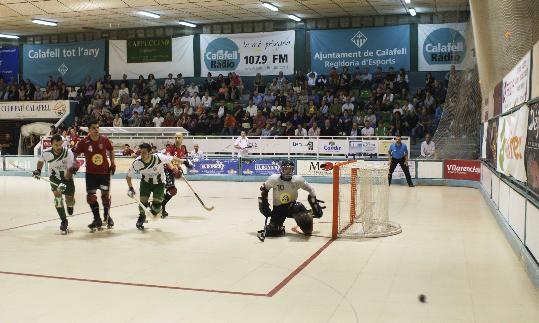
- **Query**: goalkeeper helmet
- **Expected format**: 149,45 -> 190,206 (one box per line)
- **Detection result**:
280,160 -> 294,181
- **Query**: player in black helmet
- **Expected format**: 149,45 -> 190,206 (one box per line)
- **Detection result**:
258,160 -> 325,237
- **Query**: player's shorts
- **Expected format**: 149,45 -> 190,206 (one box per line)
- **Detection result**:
85,173 -> 111,191
164,168 -> 175,188
139,181 -> 165,200
49,176 -> 75,196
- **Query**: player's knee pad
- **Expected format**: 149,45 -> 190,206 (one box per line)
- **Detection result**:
101,195 -> 111,206
86,193 -> 98,204
65,197 -> 75,208
166,186 -> 177,196
265,223 -> 285,237
54,197 -> 64,209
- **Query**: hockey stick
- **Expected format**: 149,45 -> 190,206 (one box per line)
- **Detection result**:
257,216 -> 269,242
179,175 -> 215,211
9,161 -> 60,188
128,194 -> 156,221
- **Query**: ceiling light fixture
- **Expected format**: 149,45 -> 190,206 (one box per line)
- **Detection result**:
405,0 -> 411,4
409,8 -> 417,16
0,33 -> 19,39
262,2 -> 279,12
178,21 -> 196,28
288,14 -> 301,22
32,19 -> 57,26
137,11 -> 160,19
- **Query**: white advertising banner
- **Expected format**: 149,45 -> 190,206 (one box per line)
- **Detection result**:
0,100 -> 69,119
109,36 -> 194,79
497,105 -> 529,182
289,138 -> 318,154
362,160 -> 416,179
349,140 -> 378,155
502,51 -> 531,113
318,138 -> 348,155
418,23 -> 474,71
296,160 -> 334,177
532,41 -> 539,99
200,31 -> 295,76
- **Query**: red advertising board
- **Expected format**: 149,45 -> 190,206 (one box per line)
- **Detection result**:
444,160 -> 481,181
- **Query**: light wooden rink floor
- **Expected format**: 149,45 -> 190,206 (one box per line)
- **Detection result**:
0,176 -> 538,323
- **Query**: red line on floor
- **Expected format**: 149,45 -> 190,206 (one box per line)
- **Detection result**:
0,271 -> 267,297
0,228 -> 336,297
266,238 -> 335,297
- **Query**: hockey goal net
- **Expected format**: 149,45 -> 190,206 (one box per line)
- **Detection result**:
332,160 -> 402,239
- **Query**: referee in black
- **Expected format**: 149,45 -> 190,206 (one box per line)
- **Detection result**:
387,136 -> 414,187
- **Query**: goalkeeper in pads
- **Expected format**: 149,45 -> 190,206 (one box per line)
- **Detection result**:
126,143 -> 187,230
33,134 -> 77,234
258,160 -> 325,237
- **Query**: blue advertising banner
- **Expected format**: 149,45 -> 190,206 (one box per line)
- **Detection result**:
241,159 -> 282,176
23,40 -> 105,86
310,25 -> 410,73
188,159 -> 239,175
0,47 -> 19,83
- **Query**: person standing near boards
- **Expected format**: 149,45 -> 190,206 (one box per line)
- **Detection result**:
387,136 -> 414,187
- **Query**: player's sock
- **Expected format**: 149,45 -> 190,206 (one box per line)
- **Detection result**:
90,202 -> 100,219
102,195 -> 111,219
162,193 -> 172,208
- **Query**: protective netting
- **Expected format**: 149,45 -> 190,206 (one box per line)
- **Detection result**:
470,0 -> 539,96
333,161 -> 401,239
432,66 -> 482,159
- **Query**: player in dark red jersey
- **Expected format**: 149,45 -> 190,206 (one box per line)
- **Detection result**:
161,132 -> 189,218
72,119 -> 116,231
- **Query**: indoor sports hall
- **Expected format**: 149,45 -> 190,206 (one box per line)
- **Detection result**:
1,1 -> 539,322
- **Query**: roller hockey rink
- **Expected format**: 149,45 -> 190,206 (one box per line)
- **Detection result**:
0,176 -> 538,323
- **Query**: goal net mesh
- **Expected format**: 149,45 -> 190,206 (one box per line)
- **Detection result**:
332,161 -> 401,239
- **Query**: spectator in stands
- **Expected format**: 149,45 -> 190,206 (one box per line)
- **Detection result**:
122,144 -> 135,156
152,111 -> 164,127
349,122 -> 360,138
341,97 -> 354,114
424,91 -> 436,111
113,114 -> 123,127
421,134 -> 436,158
320,119 -> 337,136
201,91 -> 212,110
261,123 -> 273,137
247,124 -> 261,137
164,73 -> 175,88
308,122 -> 320,137
295,124 -> 307,137
190,143 -> 205,161
284,122 -> 295,136
0,133 -> 13,155
222,113 -> 237,135
361,120 -> 375,136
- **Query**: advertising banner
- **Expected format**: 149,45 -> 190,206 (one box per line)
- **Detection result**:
532,41 -> 539,99
493,82 -> 502,116
362,160 -> 415,180
0,47 -> 19,83
502,51 -> 531,113
109,36 -> 194,79
241,159 -> 281,176
418,23 -> 473,71
485,118 -> 498,168
23,40 -> 105,86
318,138 -> 348,155
188,159 -> 238,175
200,31 -> 295,76
296,160 -> 336,177
526,102 -> 539,196
127,38 -> 172,63
289,138 -> 317,154
0,100 -> 69,120
444,160 -> 481,181
309,25 -> 410,73
497,105 -> 529,182
349,140 -> 378,156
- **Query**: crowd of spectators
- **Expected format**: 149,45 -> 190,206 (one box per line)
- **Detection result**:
0,64 -> 450,147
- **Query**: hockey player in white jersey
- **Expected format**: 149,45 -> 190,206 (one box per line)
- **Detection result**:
33,134 -> 77,234
126,143 -> 188,230
258,160 -> 325,237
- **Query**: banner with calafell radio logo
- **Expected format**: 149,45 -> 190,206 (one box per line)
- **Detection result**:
200,31 -> 295,76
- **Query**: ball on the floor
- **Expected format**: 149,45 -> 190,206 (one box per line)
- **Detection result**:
418,294 -> 426,303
